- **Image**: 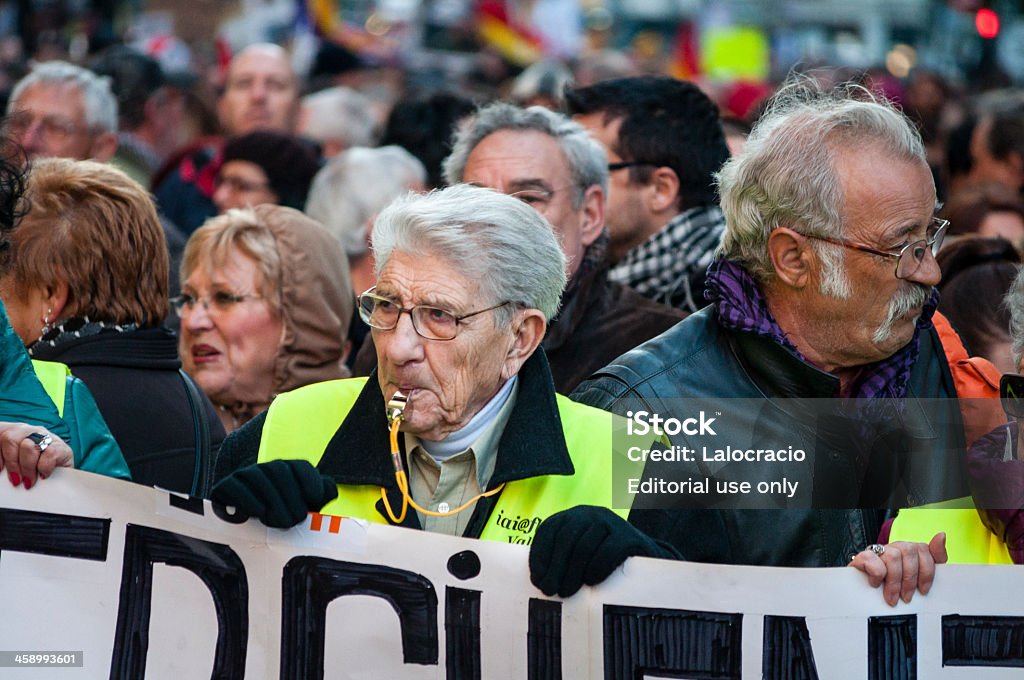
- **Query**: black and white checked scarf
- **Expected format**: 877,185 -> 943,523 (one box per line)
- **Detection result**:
608,204 -> 726,313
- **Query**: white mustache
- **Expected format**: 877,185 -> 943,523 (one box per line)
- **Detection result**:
873,284 -> 931,344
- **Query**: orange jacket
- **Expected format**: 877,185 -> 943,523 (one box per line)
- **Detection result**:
932,311 -> 1006,447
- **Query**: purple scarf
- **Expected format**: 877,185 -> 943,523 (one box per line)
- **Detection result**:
705,258 -> 937,399
967,422 -> 1024,564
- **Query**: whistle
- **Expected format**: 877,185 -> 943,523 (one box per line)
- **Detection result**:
387,390 -> 409,424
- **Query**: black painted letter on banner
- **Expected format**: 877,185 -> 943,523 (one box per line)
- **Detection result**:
942,615 -> 1024,668
762,615 -> 820,680
280,556 -> 439,679
603,604 -> 742,680
528,598 -> 562,680
0,508 -> 109,560
868,614 -> 916,680
446,586 -> 481,680
109,524 -> 249,680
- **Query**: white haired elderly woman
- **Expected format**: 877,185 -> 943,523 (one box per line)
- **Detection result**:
212,184 -> 677,596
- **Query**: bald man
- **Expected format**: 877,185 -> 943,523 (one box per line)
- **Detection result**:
154,43 -> 305,234
217,43 -> 300,137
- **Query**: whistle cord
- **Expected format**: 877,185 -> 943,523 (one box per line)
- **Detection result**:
380,415 -> 506,524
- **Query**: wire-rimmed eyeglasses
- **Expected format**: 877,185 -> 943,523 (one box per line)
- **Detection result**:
3,111 -> 86,145
171,291 -> 262,315
357,288 -> 510,341
801,217 -> 950,280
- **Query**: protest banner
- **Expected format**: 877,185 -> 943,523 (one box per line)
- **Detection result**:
1,468 -> 1022,678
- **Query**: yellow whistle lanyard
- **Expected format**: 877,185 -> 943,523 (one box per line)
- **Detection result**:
380,415 -> 506,524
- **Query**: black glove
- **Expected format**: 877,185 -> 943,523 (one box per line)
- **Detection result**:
529,506 -> 680,598
211,459 -> 339,528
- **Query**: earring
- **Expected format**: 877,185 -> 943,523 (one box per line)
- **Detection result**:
39,307 -> 53,338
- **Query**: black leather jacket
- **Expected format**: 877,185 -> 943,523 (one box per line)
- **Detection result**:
572,306 -> 969,567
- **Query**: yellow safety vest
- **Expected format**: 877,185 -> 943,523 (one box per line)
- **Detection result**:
31,359 -> 70,417
257,377 -> 641,544
889,497 -> 1013,564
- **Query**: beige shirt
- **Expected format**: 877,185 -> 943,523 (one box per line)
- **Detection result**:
406,381 -> 518,536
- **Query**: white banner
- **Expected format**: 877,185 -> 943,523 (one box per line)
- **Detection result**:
0,468 -> 1022,678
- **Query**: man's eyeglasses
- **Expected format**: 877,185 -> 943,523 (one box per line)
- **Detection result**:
1001,373 -> 1024,419
171,291 -> 263,315
358,288 -> 510,341
801,217 -> 950,280
4,111 -> 84,145
215,174 -> 271,194
607,161 -> 657,172
508,188 -> 555,207
504,183 -> 575,209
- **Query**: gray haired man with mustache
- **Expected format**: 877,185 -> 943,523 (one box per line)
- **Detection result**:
551,81 -> 979,605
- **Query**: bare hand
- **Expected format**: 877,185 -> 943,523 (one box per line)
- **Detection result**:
849,533 -> 947,606
0,422 -> 73,489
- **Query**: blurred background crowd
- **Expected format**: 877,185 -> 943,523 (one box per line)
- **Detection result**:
1,0 -> 1023,144
0,0 -> 1020,476
0,0 -> 1022,204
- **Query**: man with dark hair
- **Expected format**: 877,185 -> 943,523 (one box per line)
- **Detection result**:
381,90 -> 476,189
968,104 -> 1024,194
566,76 -> 730,312
92,45 -> 191,187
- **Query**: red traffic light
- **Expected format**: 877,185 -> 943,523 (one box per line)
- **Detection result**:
976,8 -> 1000,39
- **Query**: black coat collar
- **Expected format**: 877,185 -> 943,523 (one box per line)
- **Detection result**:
316,350 -> 575,529
730,330 -> 839,399
30,326 -> 182,370
727,318 -> 946,440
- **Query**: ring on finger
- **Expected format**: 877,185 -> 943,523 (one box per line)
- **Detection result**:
25,432 -> 53,453
866,543 -> 885,556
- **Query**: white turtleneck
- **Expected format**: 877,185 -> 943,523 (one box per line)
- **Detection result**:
418,376 -> 518,461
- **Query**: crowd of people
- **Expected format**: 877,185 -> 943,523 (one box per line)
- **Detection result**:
2,37 -> 1024,612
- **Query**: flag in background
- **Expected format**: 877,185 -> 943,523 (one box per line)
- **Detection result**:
476,0 -> 546,66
